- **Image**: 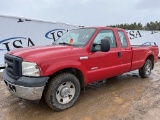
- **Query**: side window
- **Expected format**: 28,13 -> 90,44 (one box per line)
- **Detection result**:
93,30 -> 117,48
118,31 -> 128,47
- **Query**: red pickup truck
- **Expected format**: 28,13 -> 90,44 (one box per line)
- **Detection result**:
3,27 -> 159,111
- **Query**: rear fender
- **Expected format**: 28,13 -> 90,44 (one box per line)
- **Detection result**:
145,51 -> 154,68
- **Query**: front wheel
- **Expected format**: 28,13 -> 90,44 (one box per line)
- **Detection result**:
44,73 -> 80,111
139,59 -> 152,78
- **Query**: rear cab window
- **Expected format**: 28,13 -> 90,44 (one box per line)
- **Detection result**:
118,31 -> 128,48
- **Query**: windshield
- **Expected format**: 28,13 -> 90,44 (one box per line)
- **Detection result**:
55,28 -> 96,47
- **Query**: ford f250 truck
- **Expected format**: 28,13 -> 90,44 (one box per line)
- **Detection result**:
3,27 -> 159,111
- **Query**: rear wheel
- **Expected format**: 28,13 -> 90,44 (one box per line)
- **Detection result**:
44,73 -> 80,111
139,59 -> 152,78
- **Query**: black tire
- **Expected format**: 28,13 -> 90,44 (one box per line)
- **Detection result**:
44,73 -> 80,111
139,59 -> 152,78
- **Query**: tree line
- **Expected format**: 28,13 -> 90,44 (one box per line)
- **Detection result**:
108,21 -> 160,30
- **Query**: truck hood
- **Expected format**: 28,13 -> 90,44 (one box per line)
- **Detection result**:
8,45 -> 78,62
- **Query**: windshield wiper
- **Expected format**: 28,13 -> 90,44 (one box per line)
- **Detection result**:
59,42 -> 72,46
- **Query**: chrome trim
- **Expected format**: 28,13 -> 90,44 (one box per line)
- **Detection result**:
80,56 -> 88,60
91,67 -> 98,70
5,63 -> 8,68
4,80 -> 44,100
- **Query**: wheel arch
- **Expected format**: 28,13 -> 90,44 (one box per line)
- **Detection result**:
146,54 -> 154,69
48,67 -> 86,88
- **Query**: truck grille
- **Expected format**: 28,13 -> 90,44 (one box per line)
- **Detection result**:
5,54 -> 22,80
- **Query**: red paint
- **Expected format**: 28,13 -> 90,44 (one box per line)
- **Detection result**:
8,27 -> 159,85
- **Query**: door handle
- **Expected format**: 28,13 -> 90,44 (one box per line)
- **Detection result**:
118,52 -> 121,58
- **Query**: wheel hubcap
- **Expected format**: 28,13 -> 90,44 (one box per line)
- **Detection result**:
56,81 -> 75,104
146,63 -> 151,75
60,87 -> 70,97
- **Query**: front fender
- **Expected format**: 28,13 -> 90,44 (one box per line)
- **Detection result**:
41,60 -> 88,83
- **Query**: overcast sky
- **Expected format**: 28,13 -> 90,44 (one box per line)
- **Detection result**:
0,0 -> 160,26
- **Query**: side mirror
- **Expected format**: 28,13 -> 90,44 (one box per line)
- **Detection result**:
90,39 -> 110,52
90,43 -> 100,52
101,39 -> 110,52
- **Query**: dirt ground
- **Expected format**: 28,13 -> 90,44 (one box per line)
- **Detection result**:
0,61 -> 160,120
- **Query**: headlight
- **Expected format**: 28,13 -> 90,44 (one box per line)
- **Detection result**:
22,62 -> 40,76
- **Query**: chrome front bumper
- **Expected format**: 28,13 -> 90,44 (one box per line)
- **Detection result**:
4,80 -> 44,100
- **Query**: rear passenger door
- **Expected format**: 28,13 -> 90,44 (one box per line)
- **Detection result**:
117,30 -> 132,72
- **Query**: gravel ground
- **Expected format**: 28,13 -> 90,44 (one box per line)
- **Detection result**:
0,60 -> 160,120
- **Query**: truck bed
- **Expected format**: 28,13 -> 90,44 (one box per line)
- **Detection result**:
131,45 -> 159,71
131,45 -> 158,48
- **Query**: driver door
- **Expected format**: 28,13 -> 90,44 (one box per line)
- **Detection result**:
88,29 -> 121,83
